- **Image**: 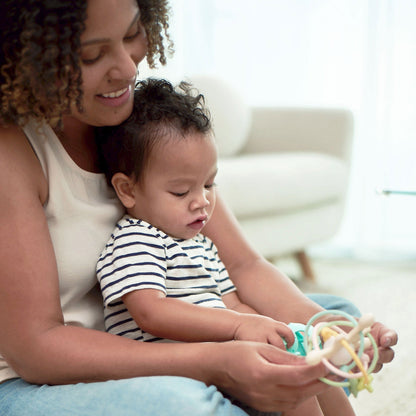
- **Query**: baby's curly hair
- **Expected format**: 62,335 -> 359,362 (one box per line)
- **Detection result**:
0,0 -> 172,127
95,78 -> 212,187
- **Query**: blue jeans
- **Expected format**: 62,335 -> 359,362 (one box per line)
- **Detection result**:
0,377 -> 250,416
307,293 -> 361,318
0,294 -> 358,416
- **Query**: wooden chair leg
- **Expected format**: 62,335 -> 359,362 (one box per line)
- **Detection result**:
295,250 -> 316,281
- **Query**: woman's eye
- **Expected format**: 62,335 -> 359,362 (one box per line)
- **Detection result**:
124,24 -> 142,41
81,51 -> 104,65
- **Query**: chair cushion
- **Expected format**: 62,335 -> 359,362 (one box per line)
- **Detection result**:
217,152 -> 348,218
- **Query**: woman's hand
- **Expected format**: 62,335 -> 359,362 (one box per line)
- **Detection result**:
328,317 -> 397,374
368,321 -> 397,373
233,314 -> 295,349
312,313 -> 397,374
210,341 -> 330,413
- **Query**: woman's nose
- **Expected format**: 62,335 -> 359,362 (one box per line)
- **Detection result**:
108,46 -> 139,81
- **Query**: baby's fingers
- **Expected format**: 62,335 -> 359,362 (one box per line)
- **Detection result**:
275,321 -> 295,348
267,331 -> 287,349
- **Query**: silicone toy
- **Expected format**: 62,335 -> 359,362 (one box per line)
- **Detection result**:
286,310 -> 379,397
286,322 -> 318,356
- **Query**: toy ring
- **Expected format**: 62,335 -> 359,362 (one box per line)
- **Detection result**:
304,310 -> 379,397
287,310 -> 379,397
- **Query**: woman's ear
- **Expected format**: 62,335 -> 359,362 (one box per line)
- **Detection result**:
111,173 -> 136,209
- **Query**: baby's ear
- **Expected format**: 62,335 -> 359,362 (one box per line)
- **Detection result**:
111,173 -> 136,209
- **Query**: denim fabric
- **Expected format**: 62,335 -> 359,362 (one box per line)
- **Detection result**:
307,293 -> 362,317
0,294 -> 358,415
0,377 -> 251,416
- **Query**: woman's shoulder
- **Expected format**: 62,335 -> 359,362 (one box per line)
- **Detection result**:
0,123 -> 47,203
0,123 -> 25,144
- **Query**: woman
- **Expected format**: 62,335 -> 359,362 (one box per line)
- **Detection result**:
0,1 -> 397,415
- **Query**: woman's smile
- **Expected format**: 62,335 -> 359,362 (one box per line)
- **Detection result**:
96,84 -> 133,107
100,87 -> 129,98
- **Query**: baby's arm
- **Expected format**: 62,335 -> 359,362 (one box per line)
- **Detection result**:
221,290 -> 259,314
122,289 -> 294,348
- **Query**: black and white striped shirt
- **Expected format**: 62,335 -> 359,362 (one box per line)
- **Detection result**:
96,215 -> 236,342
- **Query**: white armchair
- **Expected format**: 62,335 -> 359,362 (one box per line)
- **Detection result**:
188,75 -> 354,281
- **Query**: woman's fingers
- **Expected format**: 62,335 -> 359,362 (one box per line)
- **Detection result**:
368,321 -> 398,372
371,322 -> 398,348
217,341 -> 331,412
258,344 -> 330,385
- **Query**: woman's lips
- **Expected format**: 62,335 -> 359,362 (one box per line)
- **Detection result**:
101,87 -> 128,98
96,86 -> 131,107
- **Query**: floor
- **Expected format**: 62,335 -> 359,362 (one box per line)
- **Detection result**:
274,255 -> 416,416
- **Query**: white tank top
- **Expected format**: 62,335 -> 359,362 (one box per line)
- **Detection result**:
0,120 -> 124,382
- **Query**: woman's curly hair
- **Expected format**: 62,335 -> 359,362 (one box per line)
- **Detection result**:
0,0 -> 172,127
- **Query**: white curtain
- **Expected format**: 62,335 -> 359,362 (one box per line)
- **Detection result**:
141,0 -> 416,260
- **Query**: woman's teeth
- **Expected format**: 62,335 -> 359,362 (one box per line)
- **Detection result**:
101,87 -> 128,98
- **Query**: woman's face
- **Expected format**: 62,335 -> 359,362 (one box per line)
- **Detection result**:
73,0 -> 148,127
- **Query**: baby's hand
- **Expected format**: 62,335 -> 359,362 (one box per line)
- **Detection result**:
233,314 -> 294,349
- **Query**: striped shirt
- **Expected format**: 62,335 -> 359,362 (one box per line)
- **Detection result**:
96,215 -> 236,342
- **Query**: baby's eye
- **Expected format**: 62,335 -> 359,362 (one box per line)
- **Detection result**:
205,182 -> 217,190
170,191 -> 189,197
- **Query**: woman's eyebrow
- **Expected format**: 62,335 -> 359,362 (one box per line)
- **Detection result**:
81,9 -> 141,47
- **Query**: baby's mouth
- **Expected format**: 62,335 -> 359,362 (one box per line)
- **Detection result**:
188,216 -> 208,230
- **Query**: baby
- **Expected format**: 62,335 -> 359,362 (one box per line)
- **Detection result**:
95,78 -> 355,416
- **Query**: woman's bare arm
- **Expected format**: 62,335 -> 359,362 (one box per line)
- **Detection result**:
222,291 -> 259,314
203,194 -> 323,323
203,193 -> 398,371
0,126 -> 215,385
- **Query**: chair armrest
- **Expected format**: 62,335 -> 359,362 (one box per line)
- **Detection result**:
242,107 -> 354,163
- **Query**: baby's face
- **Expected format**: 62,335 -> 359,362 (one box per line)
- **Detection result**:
128,131 -> 218,240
